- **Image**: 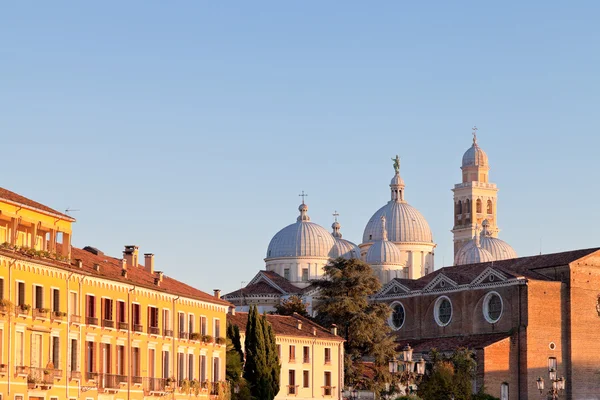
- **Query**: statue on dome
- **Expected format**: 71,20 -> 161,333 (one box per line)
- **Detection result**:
392,155 -> 400,174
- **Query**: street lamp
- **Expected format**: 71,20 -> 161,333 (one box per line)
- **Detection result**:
536,368 -> 566,399
389,345 -> 425,395
351,388 -> 358,399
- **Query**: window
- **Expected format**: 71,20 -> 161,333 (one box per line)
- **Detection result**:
16,282 -> 25,306
177,353 -> 185,382
0,328 -> 3,363
284,268 -> 290,280
34,285 -> 44,309
189,314 -> 195,335
288,370 -> 296,394
214,319 -> 221,338
117,345 -> 125,375
15,331 -> 24,367
277,344 -> 281,359
102,298 -> 113,327
188,354 -> 194,380
324,348 -> 331,364
200,355 -> 206,383
148,307 -> 159,334
389,302 -> 405,330
162,350 -> 170,379
500,383 -> 508,400
483,292 -> 503,323
487,200 -> 493,214
132,304 -> 141,331
117,300 -> 126,326
163,309 -> 171,334
302,268 -> 309,281
86,341 -> 95,376
70,339 -> 79,372
70,292 -> 78,316
303,346 -> 310,363
212,357 -> 220,382
200,316 -> 207,336
178,313 -> 186,336
324,372 -> 332,395
132,347 -> 141,377
476,199 -> 482,213
86,295 -> 96,324
0,277 -> 4,300
289,345 -> 296,362
52,336 -> 60,367
148,348 -> 156,378
52,288 -> 60,312
303,370 -> 309,388
434,296 -> 452,327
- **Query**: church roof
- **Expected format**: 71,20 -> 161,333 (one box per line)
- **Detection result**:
394,332 -> 512,354
362,198 -> 433,244
228,312 -> 344,342
0,186 -> 75,221
223,270 -> 304,299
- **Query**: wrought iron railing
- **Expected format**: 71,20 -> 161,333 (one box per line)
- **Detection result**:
148,326 -> 160,335
99,373 -> 126,389
133,324 -> 143,332
102,319 -> 115,328
164,328 -> 173,337
144,377 -> 168,392
132,375 -> 143,385
287,384 -> 299,395
68,370 -> 81,380
70,314 -> 81,324
179,331 -> 189,339
118,321 -> 128,330
33,308 -> 49,319
86,316 -> 99,326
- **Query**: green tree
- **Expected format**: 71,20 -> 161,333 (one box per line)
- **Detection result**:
226,321 -> 252,400
312,257 -> 398,394
242,305 -> 280,400
272,295 -> 309,317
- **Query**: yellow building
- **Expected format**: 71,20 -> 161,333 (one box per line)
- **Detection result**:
228,312 -> 344,400
0,187 -> 231,400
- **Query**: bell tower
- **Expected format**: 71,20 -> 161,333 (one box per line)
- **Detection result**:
452,127 -> 499,259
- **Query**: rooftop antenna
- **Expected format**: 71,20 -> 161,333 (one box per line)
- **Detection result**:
539,237 -> 542,255
241,281 -> 246,289
298,191 -> 308,204
65,208 -> 80,215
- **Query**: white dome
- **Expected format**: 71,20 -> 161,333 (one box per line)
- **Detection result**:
363,201 -> 433,244
455,221 -> 517,264
331,238 -> 361,260
266,203 -> 335,259
462,140 -> 488,167
456,243 -> 494,265
365,240 -> 403,265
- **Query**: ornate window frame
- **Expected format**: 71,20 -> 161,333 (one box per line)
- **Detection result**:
388,301 -> 406,331
483,291 -> 503,323
434,296 -> 452,327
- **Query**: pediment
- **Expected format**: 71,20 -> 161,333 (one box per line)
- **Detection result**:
423,273 -> 458,292
471,267 -> 508,286
377,279 -> 411,297
248,272 -> 288,294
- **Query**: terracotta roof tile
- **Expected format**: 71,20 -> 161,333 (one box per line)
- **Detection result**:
394,333 -> 512,354
228,312 -> 343,342
0,187 -> 75,221
225,281 -> 285,297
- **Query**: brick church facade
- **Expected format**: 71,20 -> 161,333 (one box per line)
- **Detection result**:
374,247 -> 600,400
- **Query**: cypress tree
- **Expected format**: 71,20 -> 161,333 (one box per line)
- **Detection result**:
264,315 -> 280,397
243,305 -> 267,399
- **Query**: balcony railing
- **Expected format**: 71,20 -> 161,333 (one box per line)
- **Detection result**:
99,373 -> 126,390
33,308 -> 49,319
68,370 -> 81,380
179,331 -> 189,340
148,326 -> 160,335
287,384 -> 299,395
164,328 -> 173,337
322,386 -> 335,396
86,371 -> 100,382
210,382 -> 222,396
15,305 -> 30,316
133,324 -> 144,333
86,316 -> 99,326
303,356 -> 310,364
132,375 -> 143,385
102,319 -> 115,329
70,314 -> 81,324
51,311 -> 67,321
118,321 -> 128,330
144,377 -> 168,393
15,365 -> 29,375
29,367 -> 55,384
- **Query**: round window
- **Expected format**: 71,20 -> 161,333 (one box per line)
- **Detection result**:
483,291 -> 503,323
434,296 -> 452,327
389,302 -> 405,330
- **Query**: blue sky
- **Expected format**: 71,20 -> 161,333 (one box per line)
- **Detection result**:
2,2 -> 599,294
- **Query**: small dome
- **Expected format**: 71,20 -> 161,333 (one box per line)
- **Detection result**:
462,137 -> 488,167
363,202 -> 433,244
266,203 -> 335,259
390,173 -> 405,187
455,221 -> 517,265
456,243 -> 494,265
365,240 -> 403,265
331,238 -> 361,260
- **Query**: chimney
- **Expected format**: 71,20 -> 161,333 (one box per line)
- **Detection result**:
154,277 -> 161,287
297,320 -> 302,330
75,259 -> 83,268
123,245 -> 139,267
213,289 -> 221,299
331,324 -> 338,336
312,327 -> 317,336
144,253 -> 155,274
93,263 -> 100,272
121,258 -> 127,270
230,307 -> 236,316
155,271 -> 164,282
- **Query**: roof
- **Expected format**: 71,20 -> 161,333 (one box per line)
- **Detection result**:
228,312 -> 344,342
0,246 -> 231,307
0,187 -> 75,221
395,332 -> 512,354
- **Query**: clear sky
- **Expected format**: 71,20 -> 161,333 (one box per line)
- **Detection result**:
2,2 -> 599,295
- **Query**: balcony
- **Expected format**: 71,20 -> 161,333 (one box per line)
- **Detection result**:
51,311 -> 67,321
289,357 -> 296,363
33,308 -> 50,319
68,370 -> 81,381
133,324 -> 144,333
86,371 -> 100,382
86,316 -> 99,326
144,377 -> 168,395
210,382 -> 221,396
53,369 -> 63,379
179,331 -> 189,340
16,304 -> 30,316
322,386 -> 335,396
148,326 -> 160,335
118,321 -> 128,330
287,384 -> 299,395
16,365 -> 29,375
102,319 -> 115,329
70,314 -> 81,324
132,375 -> 143,385
28,367 -> 55,389
164,328 -> 173,337
98,373 -> 126,393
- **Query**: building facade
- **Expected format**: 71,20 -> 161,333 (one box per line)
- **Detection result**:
0,187 -> 231,400
228,312 -> 344,400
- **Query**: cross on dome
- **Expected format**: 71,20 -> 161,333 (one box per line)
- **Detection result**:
333,210 -> 339,222
298,190 -> 308,204
472,126 -> 478,144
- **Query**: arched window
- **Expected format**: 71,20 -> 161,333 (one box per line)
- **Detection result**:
457,200 -> 463,214
465,199 -> 471,213
476,199 -> 482,214
487,200 -> 493,214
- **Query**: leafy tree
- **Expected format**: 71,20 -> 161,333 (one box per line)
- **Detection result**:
312,257 -> 398,394
242,305 -> 280,400
272,295 -> 309,317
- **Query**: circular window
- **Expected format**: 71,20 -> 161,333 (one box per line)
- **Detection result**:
434,296 -> 452,327
549,342 -> 556,350
388,302 -> 405,330
483,291 -> 503,323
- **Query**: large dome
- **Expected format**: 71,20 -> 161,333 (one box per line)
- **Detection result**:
266,203 -> 335,259
363,201 -> 433,244
462,138 -> 488,167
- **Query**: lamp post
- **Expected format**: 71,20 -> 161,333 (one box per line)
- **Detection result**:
351,388 -> 358,399
389,345 -> 426,395
536,368 -> 565,399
